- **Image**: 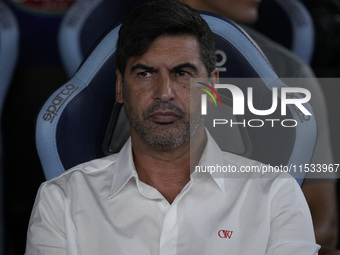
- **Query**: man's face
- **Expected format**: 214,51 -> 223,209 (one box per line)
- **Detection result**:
116,35 -> 217,149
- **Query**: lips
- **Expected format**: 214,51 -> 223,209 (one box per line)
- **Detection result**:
149,111 -> 180,123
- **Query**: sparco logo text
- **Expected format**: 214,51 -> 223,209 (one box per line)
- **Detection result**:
43,84 -> 78,123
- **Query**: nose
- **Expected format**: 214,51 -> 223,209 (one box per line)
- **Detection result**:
154,73 -> 175,102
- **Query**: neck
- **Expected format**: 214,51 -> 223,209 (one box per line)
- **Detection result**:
131,124 -> 206,203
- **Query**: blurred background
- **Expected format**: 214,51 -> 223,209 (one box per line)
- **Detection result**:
1,1 -> 72,254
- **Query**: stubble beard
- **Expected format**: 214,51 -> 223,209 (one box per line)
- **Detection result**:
123,91 -> 202,150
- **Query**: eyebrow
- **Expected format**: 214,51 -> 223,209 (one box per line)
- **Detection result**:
172,63 -> 199,74
130,64 -> 155,74
130,62 -> 199,74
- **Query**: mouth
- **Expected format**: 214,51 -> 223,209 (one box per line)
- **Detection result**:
149,111 -> 180,124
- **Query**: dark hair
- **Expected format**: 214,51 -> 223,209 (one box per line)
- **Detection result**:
116,0 -> 216,76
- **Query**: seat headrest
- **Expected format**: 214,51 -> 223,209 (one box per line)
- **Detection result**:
59,0 -> 151,77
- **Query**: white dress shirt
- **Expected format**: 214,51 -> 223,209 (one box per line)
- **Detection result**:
25,132 -> 319,255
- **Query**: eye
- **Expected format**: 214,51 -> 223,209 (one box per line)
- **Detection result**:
177,70 -> 190,77
138,71 -> 152,77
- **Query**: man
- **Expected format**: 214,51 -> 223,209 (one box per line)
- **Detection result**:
25,1 -> 319,254
181,0 -> 339,253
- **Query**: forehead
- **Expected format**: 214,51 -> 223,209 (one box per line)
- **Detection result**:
147,34 -> 199,52
126,35 -> 204,68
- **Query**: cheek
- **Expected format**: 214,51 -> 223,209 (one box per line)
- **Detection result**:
182,86 -> 200,113
123,81 -> 150,100
123,86 -> 154,112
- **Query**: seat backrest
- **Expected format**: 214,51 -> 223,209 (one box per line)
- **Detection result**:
0,2 -> 19,115
253,0 -> 315,63
0,2 -> 19,254
36,12 -> 316,186
4,0 -> 74,67
59,0 -> 315,77
58,0 -> 150,77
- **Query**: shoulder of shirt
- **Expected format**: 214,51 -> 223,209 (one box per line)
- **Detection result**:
43,153 -> 119,186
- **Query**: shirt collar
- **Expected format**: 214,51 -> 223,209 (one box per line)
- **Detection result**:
108,138 -> 136,198
195,129 -> 226,193
108,129 -> 226,198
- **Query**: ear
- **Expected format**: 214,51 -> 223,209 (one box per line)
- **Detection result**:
115,69 -> 124,103
208,68 -> 219,104
210,68 -> 219,88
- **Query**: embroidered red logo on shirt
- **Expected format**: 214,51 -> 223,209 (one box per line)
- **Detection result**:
218,230 -> 233,239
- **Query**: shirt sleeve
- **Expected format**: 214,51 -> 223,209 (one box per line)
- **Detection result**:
25,182 -> 67,255
266,177 -> 320,255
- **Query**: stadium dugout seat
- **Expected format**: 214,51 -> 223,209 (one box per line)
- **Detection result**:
58,0 -> 150,77
59,0 -> 315,77
0,2 -> 19,254
253,0 -> 315,63
0,2 -> 19,118
36,10 -> 316,186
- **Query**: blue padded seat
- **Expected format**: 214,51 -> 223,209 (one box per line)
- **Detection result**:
0,2 -> 19,254
58,0 -> 150,77
36,12 -> 316,186
0,2 -> 19,115
253,0 -> 315,63
59,0 -> 315,77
